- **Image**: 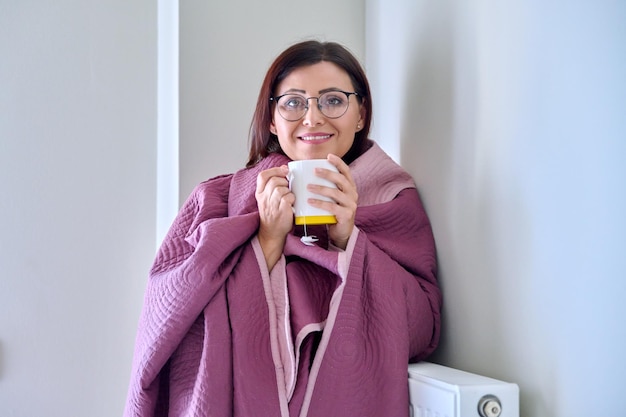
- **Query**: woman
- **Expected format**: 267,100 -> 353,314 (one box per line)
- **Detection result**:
125,40 -> 442,417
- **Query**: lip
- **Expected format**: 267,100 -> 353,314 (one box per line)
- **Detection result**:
298,133 -> 334,143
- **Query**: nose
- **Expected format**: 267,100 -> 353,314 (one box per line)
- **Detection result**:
302,98 -> 325,126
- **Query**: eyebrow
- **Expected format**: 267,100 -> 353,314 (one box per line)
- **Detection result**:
280,87 -> 346,95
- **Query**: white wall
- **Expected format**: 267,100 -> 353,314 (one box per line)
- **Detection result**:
178,0 -> 365,203
4,1 -> 624,416
0,1 -> 364,415
0,2 -> 156,416
366,0 -> 626,416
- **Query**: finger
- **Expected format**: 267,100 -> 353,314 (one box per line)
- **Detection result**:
269,182 -> 294,206
319,154 -> 356,194
256,165 -> 289,189
326,154 -> 354,183
258,185 -> 292,222
307,183 -> 343,203
308,192 -> 357,216
308,175 -> 357,204
278,190 -> 296,210
256,165 -> 289,194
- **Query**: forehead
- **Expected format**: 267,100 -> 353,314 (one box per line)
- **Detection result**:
276,61 -> 354,94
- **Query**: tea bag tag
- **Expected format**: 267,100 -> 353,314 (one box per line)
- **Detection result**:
300,235 -> 319,246
300,223 -> 318,246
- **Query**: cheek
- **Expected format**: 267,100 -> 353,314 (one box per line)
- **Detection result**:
346,106 -> 363,124
274,123 -> 292,138
341,114 -> 361,132
274,124 -> 296,150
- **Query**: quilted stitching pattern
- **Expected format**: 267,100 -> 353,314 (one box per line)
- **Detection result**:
124,143 -> 441,417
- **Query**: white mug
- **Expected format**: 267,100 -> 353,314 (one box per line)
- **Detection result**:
287,159 -> 339,225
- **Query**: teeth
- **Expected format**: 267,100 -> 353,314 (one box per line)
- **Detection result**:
301,135 -> 331,141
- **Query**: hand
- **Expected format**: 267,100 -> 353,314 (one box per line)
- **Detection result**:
255,165 -> 295,270
307,154 -> 358,250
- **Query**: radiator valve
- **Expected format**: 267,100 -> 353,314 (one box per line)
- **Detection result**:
478,394 -> 502,417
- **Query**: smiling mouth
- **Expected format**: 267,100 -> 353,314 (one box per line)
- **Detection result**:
299,134 -> 333,141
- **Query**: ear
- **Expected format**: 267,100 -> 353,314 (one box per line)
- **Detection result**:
269,120 -> 277,135
357,99 -> 367,131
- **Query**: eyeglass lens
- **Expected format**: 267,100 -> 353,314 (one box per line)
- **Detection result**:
276,91 -> 351,121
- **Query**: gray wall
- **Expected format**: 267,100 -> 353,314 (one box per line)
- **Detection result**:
0,1 -> 157,416
366,0 -> 626,416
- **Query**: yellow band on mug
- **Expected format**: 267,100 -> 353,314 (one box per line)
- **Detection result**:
295,215 -> 337,225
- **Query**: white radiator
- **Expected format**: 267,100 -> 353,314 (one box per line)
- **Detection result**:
408,362 -> 519,417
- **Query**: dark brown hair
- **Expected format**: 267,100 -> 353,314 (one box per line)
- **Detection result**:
246,40 -> 373,167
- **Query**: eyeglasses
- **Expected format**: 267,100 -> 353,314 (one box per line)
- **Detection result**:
270,90 -> 359,122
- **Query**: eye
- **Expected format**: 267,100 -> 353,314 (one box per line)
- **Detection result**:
281,95 -> 307,110
320,93 -> 346,107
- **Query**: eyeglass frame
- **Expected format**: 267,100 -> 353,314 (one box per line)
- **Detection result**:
269,90 -> 360,122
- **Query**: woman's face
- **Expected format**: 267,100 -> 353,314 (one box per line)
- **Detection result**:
270,61 -> 366,161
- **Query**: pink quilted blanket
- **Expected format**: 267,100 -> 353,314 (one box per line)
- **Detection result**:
124,143 -> 442,417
